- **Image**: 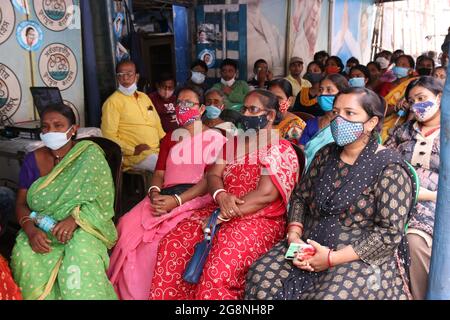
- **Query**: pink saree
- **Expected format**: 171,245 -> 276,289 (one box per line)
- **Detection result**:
108,129 -> 226,300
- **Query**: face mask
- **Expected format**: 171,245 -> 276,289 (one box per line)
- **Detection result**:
118,83 -> 137,96
221,78 -> 235,87
205,105 -> 222,119
411,100 -> 440,122
330,116 -> 365,146
417,68 -> 433,76
317,95 -> 335,112
376,57 -> 390,69
158,89 -> 174,100
191,71 -> 206,84
240,114 -> 269,131
349,77 -> 366,88
40,126 -> 73,151
304,72 -> 323,84
326,66 -> 340,75
176,105 -> 201,126
279,99 -> 291,113
392,66 -> 409,79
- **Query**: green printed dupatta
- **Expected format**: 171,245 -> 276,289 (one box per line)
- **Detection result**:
11,141 -> 118,300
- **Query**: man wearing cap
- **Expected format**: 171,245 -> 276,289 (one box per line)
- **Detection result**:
285,56 -> 312,97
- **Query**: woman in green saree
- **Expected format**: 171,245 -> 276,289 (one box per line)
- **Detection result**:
11,104 -> 118,300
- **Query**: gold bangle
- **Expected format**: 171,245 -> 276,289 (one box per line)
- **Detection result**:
19,217 -> 32,228
218,215 -> 231,222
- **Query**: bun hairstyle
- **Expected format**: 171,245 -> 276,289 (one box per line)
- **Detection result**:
245,89 -> 283,125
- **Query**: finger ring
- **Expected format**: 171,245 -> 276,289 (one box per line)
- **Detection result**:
229,209 -> 234,214
63,231 -> 68,234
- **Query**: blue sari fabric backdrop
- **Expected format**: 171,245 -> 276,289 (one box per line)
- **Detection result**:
0,0 -> 85,125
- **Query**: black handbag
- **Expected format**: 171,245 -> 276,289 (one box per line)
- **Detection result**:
183,209 -> 221,284
160,184 -> 195,196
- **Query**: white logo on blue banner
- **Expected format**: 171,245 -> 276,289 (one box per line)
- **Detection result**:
39,43 -> 78,90
34,0 -> 75,32
12,0 -> 29,15
198,49 -> 215,68
16,20 -> 43,51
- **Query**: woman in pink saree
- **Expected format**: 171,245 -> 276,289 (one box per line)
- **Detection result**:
108,88 -> 227,300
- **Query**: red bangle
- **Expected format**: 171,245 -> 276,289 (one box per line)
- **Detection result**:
327,249 -> 334,268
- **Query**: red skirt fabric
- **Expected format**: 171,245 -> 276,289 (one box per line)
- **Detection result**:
0,255 -> 22,300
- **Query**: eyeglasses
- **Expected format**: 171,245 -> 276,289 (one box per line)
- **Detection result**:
116,72 -> 135,79
177,100 -> 200,108
241,105 -> 266,114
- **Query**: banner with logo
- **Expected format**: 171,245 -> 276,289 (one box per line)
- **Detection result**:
0,0 -> 84,126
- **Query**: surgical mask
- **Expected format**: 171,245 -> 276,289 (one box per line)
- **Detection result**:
417,68 -> 433,76
325,66 -> 340,75
317,95 -> 335,112
205,105 -> 222,119
176,105 -> 201,126
279,99 -> 291,113
330,116 -> 365,146
349,77 -> 366,88
411,99 -> 440,122
191,71 -> 206,84
240,114 -> 268,131
376,57 -> 390,69
118,83 -> 137,96
40,126 -> 73,151
158,89 -> 174,100
392,66 -> 409,79
221,78 -> 235,87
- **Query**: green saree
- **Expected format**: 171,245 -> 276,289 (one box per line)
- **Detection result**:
11,141 -> 118,300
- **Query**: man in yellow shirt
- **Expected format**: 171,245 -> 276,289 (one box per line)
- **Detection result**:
285,56 -> 312,97
101,60 -> 165,171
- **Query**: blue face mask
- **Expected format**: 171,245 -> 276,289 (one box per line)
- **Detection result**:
349,77 -> 366,88
205,105 -> 222,119
317,95 -> 335,112
392,66 -> 409,79
330,116 -> 365,146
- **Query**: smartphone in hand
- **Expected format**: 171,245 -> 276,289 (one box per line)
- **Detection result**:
285,242 -> 316,260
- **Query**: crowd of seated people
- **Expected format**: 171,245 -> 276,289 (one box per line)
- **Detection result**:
0,44 -> 448,300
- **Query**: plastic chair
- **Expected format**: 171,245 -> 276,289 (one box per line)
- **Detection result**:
123,169 -> 153,200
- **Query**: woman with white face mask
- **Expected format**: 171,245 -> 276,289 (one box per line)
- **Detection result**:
184,60 -> 209,99
12,103 -> 118,300
385,76 -> 444,300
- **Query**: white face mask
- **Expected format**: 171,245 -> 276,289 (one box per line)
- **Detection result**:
221,78 -> 235,87
40,126 -> 73,151
118,83 -> 137,96
191,71 -> 206,84
376,57 -> 390,69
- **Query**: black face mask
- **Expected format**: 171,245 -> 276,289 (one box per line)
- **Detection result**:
417,67 -> 433,76
240,114 -> 269,131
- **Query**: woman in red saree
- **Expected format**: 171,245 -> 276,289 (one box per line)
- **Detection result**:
150,89 -> 299,300
0,255 -> 22,300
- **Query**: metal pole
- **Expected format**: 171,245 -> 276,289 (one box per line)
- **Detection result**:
426,41 -> 450,300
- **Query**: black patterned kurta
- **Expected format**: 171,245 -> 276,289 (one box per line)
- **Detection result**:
245,145 -> 414,300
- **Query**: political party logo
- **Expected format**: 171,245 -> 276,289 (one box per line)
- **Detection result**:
0,2 -> 15,45
16,20 -> 43,51
34,0 -> 75,32
39,43 -> 77,90
12,0 -> 30,15
198,49 -> 215,68
63,100 -> 79,124
0,63 -> 22,121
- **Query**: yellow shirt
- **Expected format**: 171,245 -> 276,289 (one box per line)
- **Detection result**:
101,90 -> 166,170
285,75 -> 312,98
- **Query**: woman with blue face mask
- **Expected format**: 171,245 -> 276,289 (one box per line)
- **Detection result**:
11,103 -> 119,300
385,76 -> 443,300
299,74 -> 349,147
202,88 -> 238,136
246,87 -> 418,300
348,65 -> 370,88
378,54 -> 419,142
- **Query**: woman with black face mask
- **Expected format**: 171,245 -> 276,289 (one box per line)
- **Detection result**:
149,90 -> 300,300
